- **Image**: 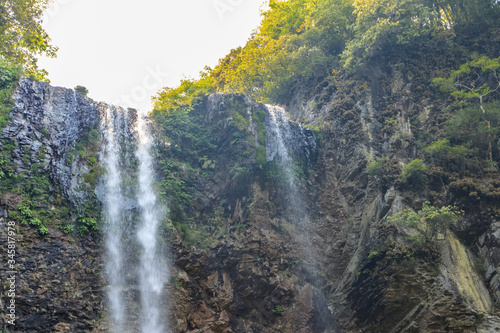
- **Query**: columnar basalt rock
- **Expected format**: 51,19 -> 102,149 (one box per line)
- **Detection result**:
0,78 -> 101,204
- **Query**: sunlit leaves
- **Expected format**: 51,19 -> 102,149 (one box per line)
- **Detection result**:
388,202 -> 463,242
154,0 -> 500,106
0,0 -> 57,80
433,55 -> 500,100
152,68 -> 215,114
210,0 -> 351,102
342,0 -> 440,71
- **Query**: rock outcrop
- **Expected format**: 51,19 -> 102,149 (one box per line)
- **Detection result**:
0,78 -> 101,204
1,64 -> 499,333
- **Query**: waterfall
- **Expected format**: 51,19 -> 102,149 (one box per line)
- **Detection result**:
265,105 -> 335,331
265,105 -> 304,221
100,106 -> 168,333
101,106 -> 127,332
136,111 -> 169,333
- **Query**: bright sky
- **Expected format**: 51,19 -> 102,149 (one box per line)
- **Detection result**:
39,0 -> 265,112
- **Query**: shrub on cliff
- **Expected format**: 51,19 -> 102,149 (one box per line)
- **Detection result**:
388,202 -> 463,243
401,159 -> 428,187
74,85 -> 89,96
0,62 -> 21,129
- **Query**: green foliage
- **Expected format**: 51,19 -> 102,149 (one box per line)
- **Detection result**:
151,0 -> 500,104
0,153 -> 7,179
152,108 -> 217,168
17,200 -> 49,235
433,56 -> 500,161
388,202 -> 463,243
426,139 -> 478,172
273,305 -> 285,316
401,159 -> 428,186
88,156 -> 97,167
152,68 -> 215,113
1,122 -> 102,237
74,85 -> 89,96
233,113 -> 248,131
256,146 -> 268,166
0,0 -> 58,79
207,0 -> 355,102
0,62 -> 21,129
230,166 -> 249,181
343,1 -> 499,71
342,0 -> 440,70
366,156 -> 388,176
367,251 -> 378,259
424,101 -> 500,176
77,216 -> 98,235
433,55 -> 500,101
152,94 -> 265,250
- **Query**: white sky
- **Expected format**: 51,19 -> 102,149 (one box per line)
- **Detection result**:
39,0 -> 265,112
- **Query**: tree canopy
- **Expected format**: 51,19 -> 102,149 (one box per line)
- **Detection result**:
0,0 -> 57,80
152,0 -> 500,110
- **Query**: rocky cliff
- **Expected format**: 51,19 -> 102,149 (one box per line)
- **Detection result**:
0,78 -> 128,332
1,61 -> 500,333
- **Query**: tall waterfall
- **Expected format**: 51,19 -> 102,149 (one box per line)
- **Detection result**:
101,106 -> 128,332
100,106 -> 168,333
136,111 -> 168,333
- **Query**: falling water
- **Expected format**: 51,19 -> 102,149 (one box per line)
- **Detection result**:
100,106 -> 168,332
265,105 -> 303,220
265,105 -> 335,331
101,106 -> 127,332
136,111 -> 168,333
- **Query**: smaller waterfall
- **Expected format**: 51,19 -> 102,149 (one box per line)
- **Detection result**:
265,105 -> 335,332
136,111 -> 169,333
265,105 -> 304,220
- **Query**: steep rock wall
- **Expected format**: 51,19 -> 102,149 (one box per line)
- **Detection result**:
1,63 -> 500,333
1,78 -> 119,332
1,78 -> 101,204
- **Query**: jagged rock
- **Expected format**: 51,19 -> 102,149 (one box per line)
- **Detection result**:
0,78 -> 101,204
1,66 -> 500,333
52,323 -> 71,333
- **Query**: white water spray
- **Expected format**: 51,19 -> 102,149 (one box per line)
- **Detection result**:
136,111 -> 169,333
265,105 -> 335,331
101,106 -> 127,331
101,106 -> 169,332
266,105 -> 302,215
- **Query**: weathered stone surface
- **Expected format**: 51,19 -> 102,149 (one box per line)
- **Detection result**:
0,78 -> 101,204
2,67 -> 500,333
0,215 -> 104,332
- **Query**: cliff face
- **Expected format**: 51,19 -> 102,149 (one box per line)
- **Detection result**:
1,78 -> 101,204
282,54 -> 500,332
1,78 -> 111,332
1,63 -> 500,333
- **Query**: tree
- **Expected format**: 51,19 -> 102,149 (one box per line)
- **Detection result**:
0,61 -> 22,129
401,158 -> 428,186
425,0 -> 499,29
433,55 -> 500,162
341,0 -> 440,70
0,0 -> 58,80
74,85 -> 89,96
152,68 -> 215,114
209,0 -> 350,103
388,202 -> 463,243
